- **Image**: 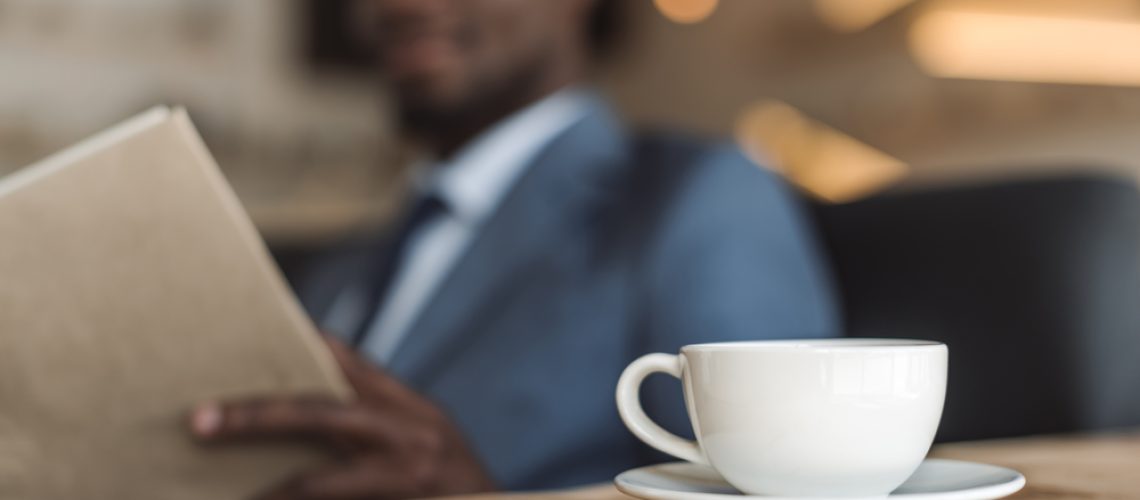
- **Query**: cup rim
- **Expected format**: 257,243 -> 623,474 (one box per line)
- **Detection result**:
681,338 -> 945,353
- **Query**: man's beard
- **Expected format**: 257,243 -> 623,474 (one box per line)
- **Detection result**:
395,44 -> 561,154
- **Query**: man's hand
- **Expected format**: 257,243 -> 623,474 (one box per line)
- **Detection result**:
189,338 -> 496,500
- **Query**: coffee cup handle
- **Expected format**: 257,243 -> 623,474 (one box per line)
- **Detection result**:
616,353 -> 707,465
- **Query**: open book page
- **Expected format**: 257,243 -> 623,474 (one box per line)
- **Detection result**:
0,107 -> 351,500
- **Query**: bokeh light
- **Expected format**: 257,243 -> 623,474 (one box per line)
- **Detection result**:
910,6 -> 1140,87
815,0 -> 916,32
735,100 -> 908,203
653,0 -> 719,24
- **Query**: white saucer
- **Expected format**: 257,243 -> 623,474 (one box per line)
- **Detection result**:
615,459 -> 1025,500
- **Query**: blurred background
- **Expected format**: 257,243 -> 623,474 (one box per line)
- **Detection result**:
2,0 -> 1139,444
4,0 -> 1140,248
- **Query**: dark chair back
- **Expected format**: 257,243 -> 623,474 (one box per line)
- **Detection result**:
813,176 -> 1140,442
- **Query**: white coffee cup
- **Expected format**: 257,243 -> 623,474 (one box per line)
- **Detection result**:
616,339 -> 947,497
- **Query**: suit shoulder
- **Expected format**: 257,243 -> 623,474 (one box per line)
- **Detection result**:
624,130 -> 825,294
625,131 -> 840,347
628,130 -> 797,224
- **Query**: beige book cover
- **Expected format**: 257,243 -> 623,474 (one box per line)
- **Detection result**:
0,107 -> 353,499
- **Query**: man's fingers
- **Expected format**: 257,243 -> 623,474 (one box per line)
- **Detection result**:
190,397 -> 345,440
253,457 -> 416,500
322,336 -> 420,406
189,397 -> 400,445
322,336 -> 375,390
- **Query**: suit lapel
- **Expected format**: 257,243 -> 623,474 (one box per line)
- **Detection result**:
297,233 -> 389,327
388,99 -> 630,384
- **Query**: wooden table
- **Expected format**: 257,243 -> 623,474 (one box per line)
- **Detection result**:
441,431 -> 1140,499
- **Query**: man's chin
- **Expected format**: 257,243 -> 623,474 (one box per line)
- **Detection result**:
392,80 -> 478,128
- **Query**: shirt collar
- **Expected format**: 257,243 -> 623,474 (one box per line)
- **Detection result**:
414,88 -> 593,223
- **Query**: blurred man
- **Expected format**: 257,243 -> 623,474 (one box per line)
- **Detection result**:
190,0 -> 839,497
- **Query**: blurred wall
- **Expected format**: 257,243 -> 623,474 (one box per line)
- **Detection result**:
2,0 -> 1139,245
604,0 -> 1140,192
0,0 -> 399,244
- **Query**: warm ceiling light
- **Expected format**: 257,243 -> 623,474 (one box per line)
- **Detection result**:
735,100 -> 908,203
815,0 -> 916,32
653,0 -> 719,24
909,8 -> 1140,86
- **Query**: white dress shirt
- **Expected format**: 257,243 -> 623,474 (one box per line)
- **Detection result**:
329,89 -> 592,363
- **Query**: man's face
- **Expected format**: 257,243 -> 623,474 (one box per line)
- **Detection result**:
358,0 -> 587,129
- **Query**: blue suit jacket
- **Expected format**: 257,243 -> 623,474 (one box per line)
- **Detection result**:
296,97 -> 840,490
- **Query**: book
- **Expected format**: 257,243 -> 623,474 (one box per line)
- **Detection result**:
0,107 -> 352,499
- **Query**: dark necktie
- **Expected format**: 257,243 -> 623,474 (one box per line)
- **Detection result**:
351,192 -> 447,347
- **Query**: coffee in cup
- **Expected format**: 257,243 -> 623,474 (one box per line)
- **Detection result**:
616,339 -> 947,497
